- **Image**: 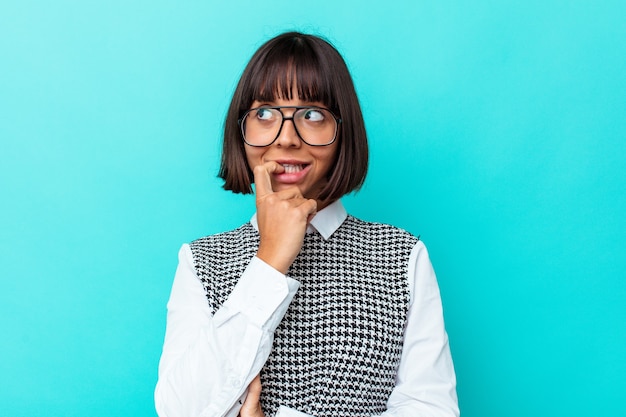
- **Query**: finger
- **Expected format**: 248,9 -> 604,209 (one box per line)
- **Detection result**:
249,375 -> 262,398
253,162 -> 283,198
243,375 -> 262,406
240,375 -> 263,417
273,186 -> 303,200
298,198 -> 318,222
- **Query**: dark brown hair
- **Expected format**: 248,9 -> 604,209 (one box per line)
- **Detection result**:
218,31 -> 368,203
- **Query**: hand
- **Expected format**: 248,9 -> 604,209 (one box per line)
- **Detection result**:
254,162 -> 317,274
239,375 -> 265,417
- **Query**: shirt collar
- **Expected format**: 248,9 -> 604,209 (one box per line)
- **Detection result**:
250,199 -> 347,241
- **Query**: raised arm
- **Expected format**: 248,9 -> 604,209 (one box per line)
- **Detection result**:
155,162 -> 316,417
154,246 -> 299,417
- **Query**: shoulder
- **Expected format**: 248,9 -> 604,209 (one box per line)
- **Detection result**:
188,223 -> 258,261
183,223 -> 259,280
342,215 -> 420,247
190,223 -> 256,248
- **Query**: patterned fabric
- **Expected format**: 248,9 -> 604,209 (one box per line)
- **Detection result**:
190,215 -> 418,417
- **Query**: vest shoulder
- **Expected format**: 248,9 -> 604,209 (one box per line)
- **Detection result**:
189,223 -> 257,251
343,215 -> 420,244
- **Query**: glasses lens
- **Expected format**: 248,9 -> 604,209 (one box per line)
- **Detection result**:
294,108 -> 337,145
242,107 -> 338,146
242,108 -> 282,146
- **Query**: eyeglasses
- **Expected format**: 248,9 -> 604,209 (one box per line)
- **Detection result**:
238,106 -> 341,147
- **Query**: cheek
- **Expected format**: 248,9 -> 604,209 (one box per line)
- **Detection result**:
317,146 -> 339,171
244,148 -> 263,169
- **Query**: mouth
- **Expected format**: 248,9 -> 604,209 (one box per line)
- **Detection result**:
272,161 -> 312,184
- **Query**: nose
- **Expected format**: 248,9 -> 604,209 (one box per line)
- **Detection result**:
274,113 -> 302,148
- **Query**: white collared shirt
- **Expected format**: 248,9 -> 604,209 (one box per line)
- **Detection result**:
155,201 -> 459,417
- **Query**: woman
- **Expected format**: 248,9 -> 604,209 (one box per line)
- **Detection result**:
155,31 -> 459,417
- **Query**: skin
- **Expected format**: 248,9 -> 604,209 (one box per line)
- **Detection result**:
239,97 -> 339,417
239,375 -> 263,417
246,97 -> 339,275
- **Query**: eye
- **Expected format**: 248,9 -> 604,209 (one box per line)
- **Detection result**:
302,108 -> 325,122
255,108 -> 275,120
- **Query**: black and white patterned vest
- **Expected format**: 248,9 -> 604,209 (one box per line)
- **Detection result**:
190,215 -> 418,417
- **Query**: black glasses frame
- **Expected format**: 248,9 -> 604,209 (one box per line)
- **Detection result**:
238,106 -> 342,147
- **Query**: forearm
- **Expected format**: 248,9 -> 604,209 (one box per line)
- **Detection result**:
155,246 -> 299,417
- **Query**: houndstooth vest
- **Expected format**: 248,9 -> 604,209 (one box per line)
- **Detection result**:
189,215 -> 418,417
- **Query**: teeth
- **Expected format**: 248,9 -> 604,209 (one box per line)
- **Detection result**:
281,164 -> 304,173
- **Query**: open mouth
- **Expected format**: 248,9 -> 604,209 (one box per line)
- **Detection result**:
281,163 -> 308,173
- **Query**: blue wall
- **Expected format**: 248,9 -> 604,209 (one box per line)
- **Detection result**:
1,1 -> 624,416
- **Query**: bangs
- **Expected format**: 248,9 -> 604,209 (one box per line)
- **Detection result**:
246,39 -> 336,110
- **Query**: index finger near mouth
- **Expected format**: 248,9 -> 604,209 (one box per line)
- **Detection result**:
253,162 -> 280,198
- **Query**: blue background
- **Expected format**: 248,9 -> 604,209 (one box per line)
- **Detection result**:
1,1 -> 624,416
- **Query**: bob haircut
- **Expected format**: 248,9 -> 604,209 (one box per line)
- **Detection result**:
219,31 -> 368,203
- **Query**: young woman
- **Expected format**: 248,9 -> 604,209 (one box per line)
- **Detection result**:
155,32 -> 459,417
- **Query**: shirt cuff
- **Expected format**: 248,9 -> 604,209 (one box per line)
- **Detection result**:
219,256 -> 299,328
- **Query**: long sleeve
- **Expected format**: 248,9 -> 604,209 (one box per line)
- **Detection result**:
154,244 -> 300,417
379,240 -> 459,417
